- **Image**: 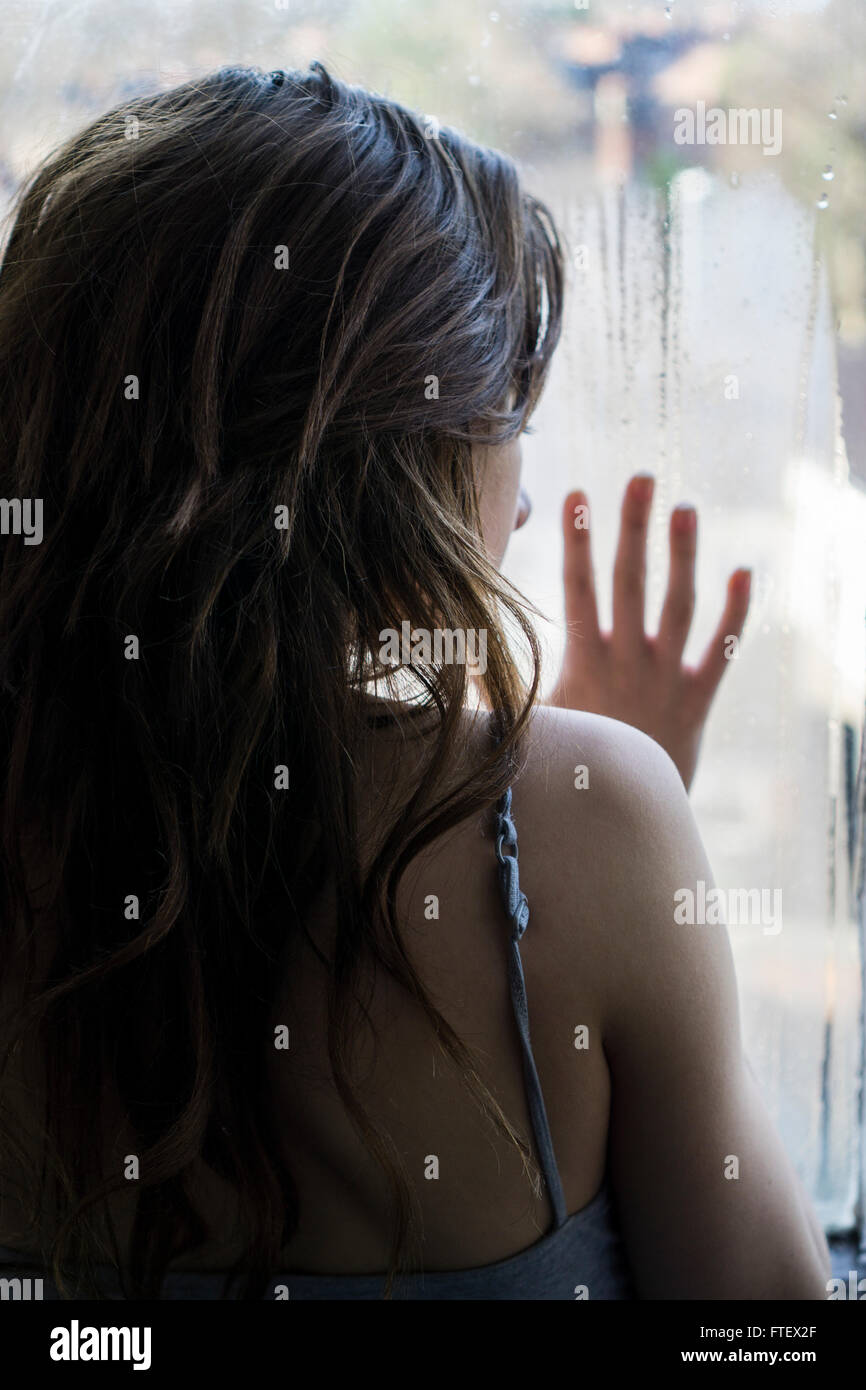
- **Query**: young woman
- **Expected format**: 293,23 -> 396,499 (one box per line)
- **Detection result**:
0,62 -> 830,1299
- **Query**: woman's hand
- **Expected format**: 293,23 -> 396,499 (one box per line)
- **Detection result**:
546,474 -> 751,791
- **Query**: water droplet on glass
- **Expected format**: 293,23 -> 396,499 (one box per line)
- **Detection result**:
730,170 -> 740,187
828,111 -> 837,120
723,31 -> 730,41
664,5 -> 672,17
822,165 -> 834,180
489,9 -> 500,19
816,194 -> 829,209
469,74 -> 481,86
836,94 -> 847,105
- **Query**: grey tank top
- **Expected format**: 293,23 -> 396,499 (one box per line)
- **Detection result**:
0,785 -> 635,1300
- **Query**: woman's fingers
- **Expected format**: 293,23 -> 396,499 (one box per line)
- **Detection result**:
562,490 -> 601,646
693,568 -> 752,704
612,474 -> 654,654
656,505 -> 697,662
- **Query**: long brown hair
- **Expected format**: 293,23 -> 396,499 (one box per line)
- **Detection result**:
0,62 -> 564,1298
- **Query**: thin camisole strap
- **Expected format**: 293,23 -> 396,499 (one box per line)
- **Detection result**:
493,782 -> 569,1230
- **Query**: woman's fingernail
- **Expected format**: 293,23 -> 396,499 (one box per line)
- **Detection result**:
734,568 -> 752,595
673,505 -> 697,533
632,474 -> 655,502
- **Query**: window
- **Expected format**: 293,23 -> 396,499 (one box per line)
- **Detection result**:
2,0 -> 863,1248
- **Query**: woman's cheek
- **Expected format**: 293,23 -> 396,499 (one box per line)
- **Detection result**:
514,488 -> 532,532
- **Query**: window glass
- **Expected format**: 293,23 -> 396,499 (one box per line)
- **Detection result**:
2,0 -> 862,1237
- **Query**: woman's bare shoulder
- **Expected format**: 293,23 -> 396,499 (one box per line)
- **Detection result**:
512,702 -> 694,891
504,703 -> 713,1025
453,701 -> 686,808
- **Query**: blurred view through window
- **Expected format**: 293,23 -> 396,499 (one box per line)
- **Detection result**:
1,0 -> 863,1240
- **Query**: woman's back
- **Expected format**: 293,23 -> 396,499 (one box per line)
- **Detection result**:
0,705 -> 623,1293
261,705 -> 618,1281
